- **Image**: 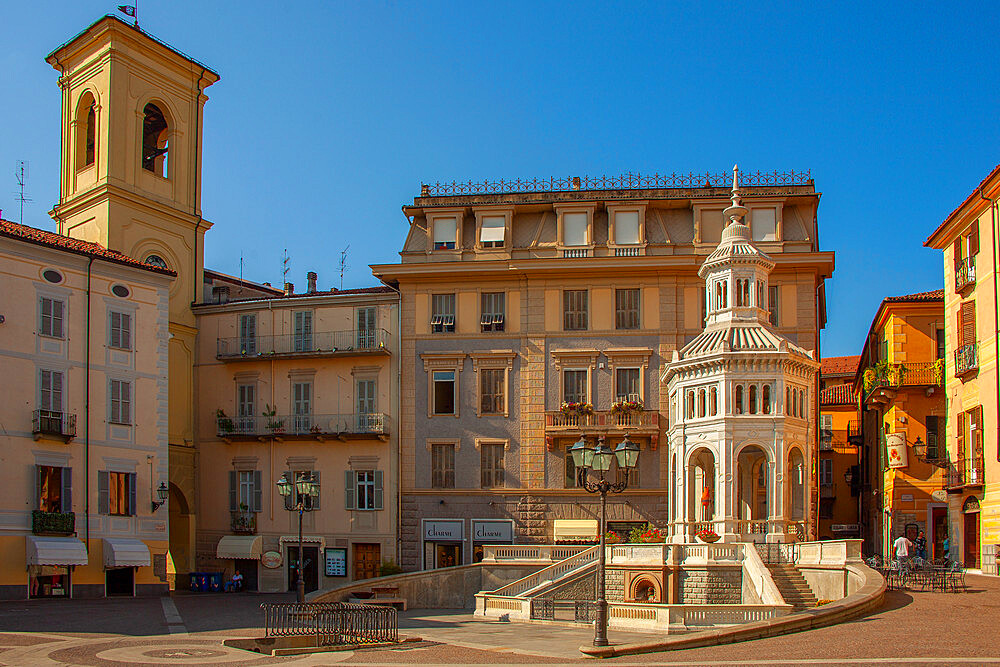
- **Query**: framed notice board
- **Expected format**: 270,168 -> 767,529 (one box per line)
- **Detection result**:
325,548 -> 347,577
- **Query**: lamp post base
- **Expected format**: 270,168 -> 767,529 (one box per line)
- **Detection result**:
592,597 -> 610,646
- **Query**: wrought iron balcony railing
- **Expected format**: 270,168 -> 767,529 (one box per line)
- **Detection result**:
32,410 -> 77,441
32,510 -> 75,536
847,420 -> 861,437
863,361 -> 944,397
955,343 -> 978,376
217,413 -> 388,440
216,329 -> 389,360
545,409 -> 659,431
231,511 -> 257,535
946,456 -> 985,489
955,256 -> 976,291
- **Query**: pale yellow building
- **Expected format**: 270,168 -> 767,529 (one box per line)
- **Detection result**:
0,219 -> 173,598
925,164 -> 1000,574
192,281 -> 399,592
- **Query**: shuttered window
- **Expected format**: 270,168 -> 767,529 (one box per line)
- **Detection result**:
926,416 -> 939,460
228,470 -> 263,512
40,370 -> 64,412
563,370 -> 587,404
563,290 -> 588,330
615,288 -> 640,330
293,311 -> 313,351
40,297 -> 65,338
480,443 -> 505,488
346,470 -> 382,510
431,294 -> 456,333
109,311 -> 131,350
959,300 -> 976,347
431,444 -> 455,489
480,368 -> 505,414
110,380 -> 131,425
99,471 -> 136,516
768,285 -> 779,326
356,307 -> 376,347
239,314 -> 257,355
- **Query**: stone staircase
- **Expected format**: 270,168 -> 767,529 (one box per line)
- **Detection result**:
765,564 -> 817,609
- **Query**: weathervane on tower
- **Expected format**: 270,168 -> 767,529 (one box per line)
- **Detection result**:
117,2 -> 139,27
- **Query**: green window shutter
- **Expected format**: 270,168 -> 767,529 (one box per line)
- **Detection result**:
229,471 -> 238,511
374,470 -> 383,510
61,467 -> 72,513
312,471 -> 320,510
98,471 -> 109,515
128,473 -> 137,516
253,470 -> 263,512
344,470 -> 355,510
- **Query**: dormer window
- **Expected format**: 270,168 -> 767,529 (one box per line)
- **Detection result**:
608,204 -> 647,256
479,216 -> 505,248
557,205 -> 594,257
432,217 -> 458,250
564,213 -> 587,246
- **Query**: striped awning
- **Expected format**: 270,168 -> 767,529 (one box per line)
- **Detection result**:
103,538 -> 151,568
553,519 -> 598,541
26,536 -> 89,566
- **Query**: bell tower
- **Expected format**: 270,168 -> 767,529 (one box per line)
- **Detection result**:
46,15 -> 219,584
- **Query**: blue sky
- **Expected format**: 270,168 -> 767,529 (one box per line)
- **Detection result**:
2,1 -> 998,357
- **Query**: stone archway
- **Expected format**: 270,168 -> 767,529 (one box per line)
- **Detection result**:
687,447 -> 717,524
628,573 -> 662,603
168,482 -> 193,590
737,445 -> 769,522
786,447 -> 806,521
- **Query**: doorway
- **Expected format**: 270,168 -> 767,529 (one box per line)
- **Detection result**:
286,545 -> 319,593
233,560 -> 258,591
931,508 -> 948,560
353,543 -> 381,581
435,543 -> 461,568
964,511 -> 980,568
105,567 -> 134,596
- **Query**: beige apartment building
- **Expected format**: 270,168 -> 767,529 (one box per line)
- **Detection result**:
0,219 -> 173,599
925,164 -> 1000,573
372,172 -> 834,571
192,280 -> 399,592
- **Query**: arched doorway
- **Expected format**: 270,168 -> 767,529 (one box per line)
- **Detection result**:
737,446 -> 769,535
168,483 -> 192,590
787,447 -> 806,521
962,496 -> 981,568
687,448 -> 717,525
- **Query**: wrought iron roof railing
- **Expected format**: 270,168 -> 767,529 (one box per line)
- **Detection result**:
420,170 -> 812,197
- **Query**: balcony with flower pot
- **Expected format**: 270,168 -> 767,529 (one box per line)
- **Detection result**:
217,407 -> 388,442
545,402 -> 659,450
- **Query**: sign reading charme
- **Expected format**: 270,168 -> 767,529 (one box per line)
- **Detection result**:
473,520 -> 513,542
886,432 -> 908,469
424,520 -> 463,541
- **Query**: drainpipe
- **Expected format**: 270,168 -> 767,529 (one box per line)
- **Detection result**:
85,256 -> 94,546
978,185 -> 999,464
192,67 -> 206,304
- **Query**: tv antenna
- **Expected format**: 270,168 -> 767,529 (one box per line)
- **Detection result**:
339,245 -> 350,290
282,248 -> 290,287
14,160 -> 31,224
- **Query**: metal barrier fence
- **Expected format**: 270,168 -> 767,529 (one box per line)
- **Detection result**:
261,602 -> 397,645
530,598 -> 554,620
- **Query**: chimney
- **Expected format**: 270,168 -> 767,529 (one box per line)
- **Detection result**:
307,271 -> 318,294
284,282 -> 294,296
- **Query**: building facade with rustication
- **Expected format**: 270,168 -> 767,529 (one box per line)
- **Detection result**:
372,171 -> 834,571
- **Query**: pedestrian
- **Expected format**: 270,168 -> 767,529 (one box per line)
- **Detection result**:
914,530 -> 927,560
231,571 -> 243,592
893,532 -> 913,564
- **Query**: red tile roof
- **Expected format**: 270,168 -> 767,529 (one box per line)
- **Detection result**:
0,219 -> 176,276
820,383 -> 855,406
884,289 -> 944,303
925,163 -> 1000,247
821,355 -> 861,377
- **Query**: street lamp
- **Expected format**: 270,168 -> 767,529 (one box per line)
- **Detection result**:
844,468 -> 853,485
574,433 -> 639,647
276,471 -> 319,602
150,481 -> 168,513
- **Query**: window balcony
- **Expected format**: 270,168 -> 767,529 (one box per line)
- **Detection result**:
216,329 -> 389,361
863,361 -> 944,404
945,456 -> 985,490
230,511 -> 257,535
32,410 -> 76,442
955,256 -> 976,292
544,409 -> 660,448
32,510 -> 76,536
955,343 -> 978,377
847,420 -> 861,438
217,412 -> 388,442
562,248 -> 590,258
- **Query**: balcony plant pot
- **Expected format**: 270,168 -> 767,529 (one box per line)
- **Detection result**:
696,530 -> 720,544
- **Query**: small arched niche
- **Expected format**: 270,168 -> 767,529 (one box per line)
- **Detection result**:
628,574 -> 661,603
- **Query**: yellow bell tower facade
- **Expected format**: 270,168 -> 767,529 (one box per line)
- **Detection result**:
46,15 -> 219,585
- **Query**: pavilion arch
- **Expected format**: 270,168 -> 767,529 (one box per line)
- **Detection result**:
687,446 -> 717,522
736,444 -> 770,521
786,445 -> 807,521
75,89 -> 99,169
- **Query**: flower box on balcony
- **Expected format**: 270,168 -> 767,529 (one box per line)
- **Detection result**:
560,402 -> 594,416
32,510 -> 75,536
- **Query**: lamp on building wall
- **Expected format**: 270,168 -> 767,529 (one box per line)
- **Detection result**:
912,436 -> 948,468
151,482 -> 168,512
843,468 -> 854,485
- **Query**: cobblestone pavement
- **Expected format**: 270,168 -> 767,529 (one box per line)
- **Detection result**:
0,575 -> 998,665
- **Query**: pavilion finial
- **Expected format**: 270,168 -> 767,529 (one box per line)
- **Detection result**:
730,164 -> 742,208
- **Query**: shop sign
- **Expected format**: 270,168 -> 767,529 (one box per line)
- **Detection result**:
424,520 -> 463,541
963,496 -> 981,514
931,490 -> 947,502
831,524 -> 860,533
473,520 -> 512,543
261,551 -> 283,569
324,548 -> 347,577
886,433 -> 908,469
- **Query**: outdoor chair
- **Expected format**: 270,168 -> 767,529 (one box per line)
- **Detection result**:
946,562 -> 967,592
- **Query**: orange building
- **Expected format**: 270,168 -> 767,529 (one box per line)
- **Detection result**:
818,356 -> 861,540
853,291 -> 947,559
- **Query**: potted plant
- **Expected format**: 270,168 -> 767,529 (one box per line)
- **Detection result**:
560,401 -> 594,416
263,404 -> 284,433
610,400 -> 643,416
629,523 -> 665,543
216,409 -> 235,434
603,531 -> 623,545
696,529 -> 720,543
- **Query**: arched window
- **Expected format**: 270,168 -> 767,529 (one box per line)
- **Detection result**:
144,254 -> 168,269
736,279 -> 744,306
698,389 -> 706,418
757,280 -> 764,309
709,386 -> 718,416
749,385 -> 758,414
721,280 -> 728,308
786,386 -> 791,415
76,92 -> 96,169
715,282 -> 723,310
762,385 -> 771,414
735,385 -> 744,415
799,389 -> 805,418
142,103 -> 169,177
686,390 -> 695,419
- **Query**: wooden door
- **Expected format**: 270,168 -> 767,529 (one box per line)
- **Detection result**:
964,512 -> 980,568
353,543 -> 381,581
932,508 -> 948,560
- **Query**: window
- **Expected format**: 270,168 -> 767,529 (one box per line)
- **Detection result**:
799,388 -> 806,418
356,307 -> 376,348
40,370 -> 64,413
480,443 -> 505,488
431,294 -> 456,333
431,444 -> 455,488
357,379 -> 376,414
293,311 -> 313,351
479,215 -> 505,248
697,388 -> 706,418
237,383 -> 255,432
685,389 -> 695,419
37,465 -> 71,513
292,382 -> 312,431
957,406 -> 983,461
481,292 -> 505,332
752,208 -> 777,242
109,379 -> 131,425
43,269 -> 63,284
615,288 -> 640,330
749,385 -> 758,414
111,284 -> 130,298
762,385 -> 771,414
735,385 -> 744,415
239,313 -> 257,356
821,413 -> 833,443
109,311 -> 131,350
40,297 -> 65,338
819,497 -> 834,520
563,212 -> 588,246
958,300 -> 976,348
954,223 -> 980,264
565,446 -> 586,487
433,371 -> 456,415
480,368 -> 505,415
141,103 -> 169,176
144,254 -> 168,269
936,328 -> 945,360
768,285 -> 779,326
563,369 -> 588,404
819,459 -> 833,485
613,211 -> 641,245
345,470 -> 383,510
926,416 -> 939,460
98,471 -> 136,516
563,290 -> 588,330
709,386 -> 718,416
228,470 -> 262,512
617,458 -> 639,487
433,217 -> 458,250
615,368 -> 640,403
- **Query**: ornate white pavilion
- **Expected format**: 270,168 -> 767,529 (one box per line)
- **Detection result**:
661,167 -> 820,544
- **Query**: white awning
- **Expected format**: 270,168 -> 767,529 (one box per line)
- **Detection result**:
103,538 -> 151,568
279,535 -> 325,550
26,536 -> 89,566
217,535 -> 263,560
553,519 -> 598,542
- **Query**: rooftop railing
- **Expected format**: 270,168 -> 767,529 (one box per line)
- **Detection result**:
217,329 -> 389,360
